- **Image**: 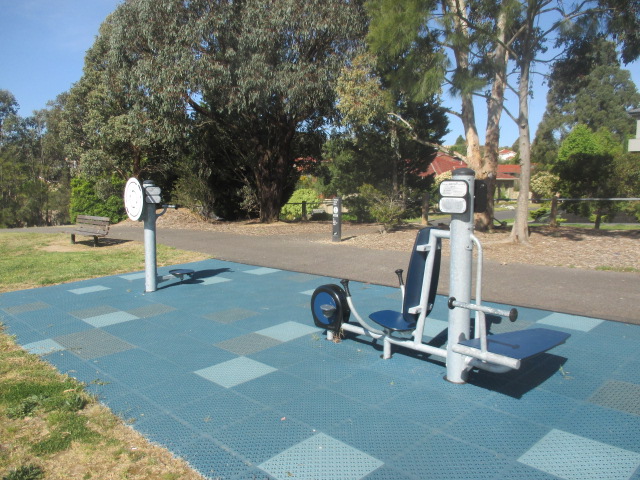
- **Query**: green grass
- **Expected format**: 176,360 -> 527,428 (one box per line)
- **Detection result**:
525,222 -> 640,231
0,334 -> 99,469
561,223 -> 640,231
596,265 -> 639,273
0,233 -> 209,292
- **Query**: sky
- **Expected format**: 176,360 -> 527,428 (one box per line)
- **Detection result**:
1,1 -> 638,148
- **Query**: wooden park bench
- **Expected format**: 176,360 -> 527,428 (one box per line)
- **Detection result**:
67,215 -> 110,246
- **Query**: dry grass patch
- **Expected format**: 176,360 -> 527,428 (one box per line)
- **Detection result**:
0,326 -> 206,480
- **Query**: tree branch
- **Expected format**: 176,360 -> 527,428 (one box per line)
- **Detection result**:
387,112 -> 468,162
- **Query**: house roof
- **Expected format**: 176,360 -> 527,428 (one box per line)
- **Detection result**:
421,153 -> 467,177
421,152 -> 526,182
497,164 -> 520,179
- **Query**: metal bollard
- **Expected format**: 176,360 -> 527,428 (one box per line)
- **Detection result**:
332,197 -> 342,242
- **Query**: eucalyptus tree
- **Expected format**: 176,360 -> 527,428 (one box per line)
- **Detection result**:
0,90 -> 19,140
0,102 -> 70,227
365,0 -> 639,241
104,0 -> 366,222
366,0 -> 520,231
61,18 -> 180,182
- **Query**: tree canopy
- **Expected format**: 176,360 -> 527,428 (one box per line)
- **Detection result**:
99,0 -> 366,222
552,124 -> 625,228
533,38 -> 640,165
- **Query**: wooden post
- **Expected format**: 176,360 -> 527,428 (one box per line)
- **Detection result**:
421,192 -> 430,225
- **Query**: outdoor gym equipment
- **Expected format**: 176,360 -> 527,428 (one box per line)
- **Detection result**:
310,168 -> 570,384
124,178 -> 194,292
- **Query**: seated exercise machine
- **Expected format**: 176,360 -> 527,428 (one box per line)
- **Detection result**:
310,168 -> 570,384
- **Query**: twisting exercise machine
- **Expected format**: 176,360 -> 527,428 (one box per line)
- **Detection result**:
310,168 -> 570,384
124,178 -> 194,293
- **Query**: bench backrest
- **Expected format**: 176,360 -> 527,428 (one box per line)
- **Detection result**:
75,215 -> 110,234
402,227 -> 441,324
76,215 -> 110,225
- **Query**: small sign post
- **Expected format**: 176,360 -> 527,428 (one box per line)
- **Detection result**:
332,197 -> 342,242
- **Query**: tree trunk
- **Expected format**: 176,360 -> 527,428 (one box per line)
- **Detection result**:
421,192 -> 429,225
482,7 -> 510,233
256,148 -> 288,223
509,5 -> 535,244
445,0 -> 486,230
390,124 -> 400,197
510,67 -> 533,243
550,195 -> 559,228
255,123 -> 296,223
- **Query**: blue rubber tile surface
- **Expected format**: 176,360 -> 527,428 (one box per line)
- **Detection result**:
2,257 -> 639,480
195,356 -> 278,388
518,429 -> 640,480
22,338 -> 65,355
259,432 -> 384,480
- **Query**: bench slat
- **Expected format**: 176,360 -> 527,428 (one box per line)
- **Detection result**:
74,226 -> 109,235
76,215 -> 110,225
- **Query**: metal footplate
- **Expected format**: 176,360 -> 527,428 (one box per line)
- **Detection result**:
167,269 -> 195,282
452,328 -> 571,370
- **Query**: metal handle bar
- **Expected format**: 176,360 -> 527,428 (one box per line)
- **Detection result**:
448,297 -> 518,322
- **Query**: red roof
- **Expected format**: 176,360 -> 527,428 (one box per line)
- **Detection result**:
497,164 -> 521,179
420,153 -> 525,181
421,153 -> 467,177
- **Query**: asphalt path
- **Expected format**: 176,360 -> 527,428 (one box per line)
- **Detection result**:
4,223 -> 638,325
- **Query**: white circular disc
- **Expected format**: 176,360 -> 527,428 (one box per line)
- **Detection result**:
124,177 -> 144,221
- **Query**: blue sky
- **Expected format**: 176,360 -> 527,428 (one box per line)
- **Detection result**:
0,1 -> 120,115
1,1 -> 638,147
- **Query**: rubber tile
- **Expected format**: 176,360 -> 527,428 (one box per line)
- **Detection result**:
518,429 -> 640,480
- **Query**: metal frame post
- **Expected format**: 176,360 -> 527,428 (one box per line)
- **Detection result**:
143,180 -> 159,293
445,168 -> 476,383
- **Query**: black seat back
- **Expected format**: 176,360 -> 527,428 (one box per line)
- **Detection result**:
402,227 -> 441,324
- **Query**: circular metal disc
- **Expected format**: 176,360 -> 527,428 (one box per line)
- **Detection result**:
124,177 -> 144,221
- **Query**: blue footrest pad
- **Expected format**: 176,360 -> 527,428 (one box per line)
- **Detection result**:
457,328 -> 570,360
369,310 -> 417,332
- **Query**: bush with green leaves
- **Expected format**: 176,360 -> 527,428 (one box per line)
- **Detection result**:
530,171 -> 560,201
280,189 -> 322,220
352,184 -> 405,232
69,176 -> 127,223
343,192 -> 373,223
529,206 -> 549,221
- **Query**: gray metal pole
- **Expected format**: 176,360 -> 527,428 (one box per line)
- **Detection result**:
446,168 -> 476,383
143,181 -> 158,293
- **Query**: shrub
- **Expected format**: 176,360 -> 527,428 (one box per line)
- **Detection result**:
357,184 -> 405,232
69,176 -> 127,223
343,193 -> 373,223
529,206 -> 549,221
280,189 -> 321,220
